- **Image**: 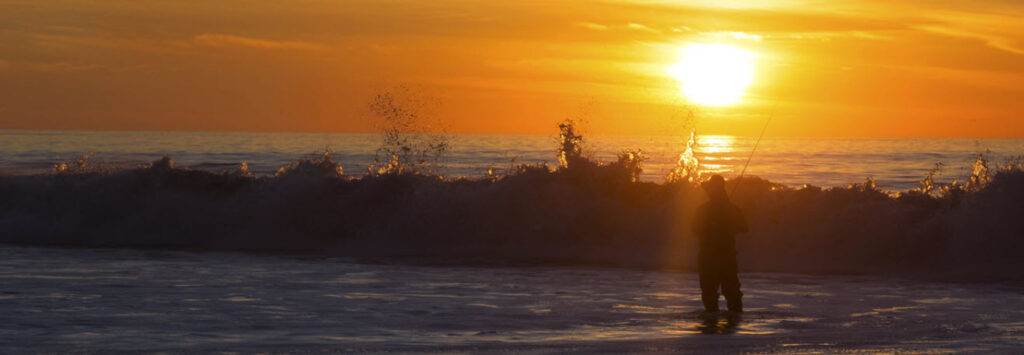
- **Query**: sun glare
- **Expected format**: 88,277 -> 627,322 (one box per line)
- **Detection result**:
668,43 -> 757,106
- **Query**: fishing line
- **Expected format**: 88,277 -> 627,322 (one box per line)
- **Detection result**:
730,104 -> 776,197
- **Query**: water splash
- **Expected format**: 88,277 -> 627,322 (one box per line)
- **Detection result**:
848,176 -> 878,192
148,156 -> 174,172
51,153 -> 112,175
228,162 -> 254,178
367,86 -> 450,175
615,150 -> 646,183
275,151 -> 344,178
557,119 -> 584,169
915,163 -> 942,196
939,154 -> 993,197
667,129 -> 701,184
965,154 -> 990,192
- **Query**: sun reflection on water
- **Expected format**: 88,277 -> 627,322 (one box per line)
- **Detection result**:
696,135 -> 738,176
697,135 -> 737,154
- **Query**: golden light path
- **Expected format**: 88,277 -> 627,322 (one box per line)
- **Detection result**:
667,44 -> 757,106
695,135 -> 737,176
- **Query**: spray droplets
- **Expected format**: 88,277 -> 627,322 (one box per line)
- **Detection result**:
368,87 -> 450,176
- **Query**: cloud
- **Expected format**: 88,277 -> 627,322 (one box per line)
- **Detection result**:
29,33 -> 195,57
916,25 -> 1024,56
771,30 -> 892,42
26,62 -> 99,73
369,44 -> 400,55
577,22 -> 609,31
706,31 -> 764,41
193,34 -> 325,51
626,23 -> 661,34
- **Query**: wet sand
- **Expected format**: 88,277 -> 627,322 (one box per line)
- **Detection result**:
1,246 -> 1022,353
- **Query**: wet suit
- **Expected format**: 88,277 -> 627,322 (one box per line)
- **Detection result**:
692,195 -> 748,313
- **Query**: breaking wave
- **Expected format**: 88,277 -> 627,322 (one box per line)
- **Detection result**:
1,126 -> 1023,282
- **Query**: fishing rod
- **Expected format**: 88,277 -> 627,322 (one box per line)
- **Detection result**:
730,106 -> 775,198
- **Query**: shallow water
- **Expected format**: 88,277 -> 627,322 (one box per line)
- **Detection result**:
2,246 -> 1022,353
2,130 -> 1023,191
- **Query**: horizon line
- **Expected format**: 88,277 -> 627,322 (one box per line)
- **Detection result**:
1,127 -> 1023,140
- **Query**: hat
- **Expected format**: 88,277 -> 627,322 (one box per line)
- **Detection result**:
702,174 -> 726,192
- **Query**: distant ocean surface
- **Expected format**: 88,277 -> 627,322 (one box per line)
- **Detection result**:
1,130 -> 1022,191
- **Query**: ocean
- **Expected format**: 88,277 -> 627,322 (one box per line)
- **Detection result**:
2,130 -> 1022,191
2,128 -> 1022,274
2,129 -> 1024,352
2,245 -> 1021,353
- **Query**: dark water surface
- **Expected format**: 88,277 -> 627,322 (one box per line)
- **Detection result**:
2,246 -> 1021,353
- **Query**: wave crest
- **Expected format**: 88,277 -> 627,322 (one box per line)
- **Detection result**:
2,130 -> 1022,281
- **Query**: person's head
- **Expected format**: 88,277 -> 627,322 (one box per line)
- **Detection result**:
702,174 -> 728,201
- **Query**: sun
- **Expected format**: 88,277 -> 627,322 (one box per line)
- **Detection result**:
667,43 -> 757,106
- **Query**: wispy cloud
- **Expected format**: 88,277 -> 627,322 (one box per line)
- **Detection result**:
916,25 -> 1024,56
26,62 -> 99,73
771,30 -> 892,41
30,33 -> 194,56
709,31 -> 764,41
626,23 -> 661,34
193,34 -> 325,51
0,60 -> 100,73
369,44 -> 400,55
577,22 -> 609,31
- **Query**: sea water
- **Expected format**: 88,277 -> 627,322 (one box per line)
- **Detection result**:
1,245 -> 1021,353
2,130 -> 1022,191
1,128 -> 1022,276
2,130 -> 1024,352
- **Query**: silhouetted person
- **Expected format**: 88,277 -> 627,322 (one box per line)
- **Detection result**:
692,175 -> 748,313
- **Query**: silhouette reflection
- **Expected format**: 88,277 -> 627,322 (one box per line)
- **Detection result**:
697,312 -> 742,335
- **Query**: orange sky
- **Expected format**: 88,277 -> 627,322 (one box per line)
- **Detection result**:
1,0 -> 1023,137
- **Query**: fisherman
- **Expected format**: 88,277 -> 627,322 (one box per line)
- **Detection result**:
692,174 -> 748,313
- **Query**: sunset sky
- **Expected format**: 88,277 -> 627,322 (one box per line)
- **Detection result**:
1,0 -> 1023,137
